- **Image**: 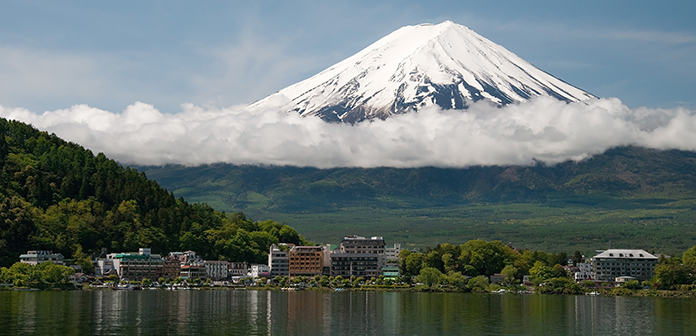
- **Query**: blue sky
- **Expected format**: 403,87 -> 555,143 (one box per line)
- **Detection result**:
1,0 -> 695,114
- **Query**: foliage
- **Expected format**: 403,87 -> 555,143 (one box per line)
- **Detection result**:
0,118 -> 309,267
0,261 -> 75,288
467,275 -> 489,293
142,146 -> 696,255
537,277 -> 584,295
417,267 -> 443,288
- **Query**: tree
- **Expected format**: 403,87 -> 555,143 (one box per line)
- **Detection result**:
417,267 -> 443,288
552,264 -> 568,278
405,252 -> 423,277
445,271 -> 467,290
529,261 -> 554,284
572,251 -> 583,266
467,275 -> 489,293
500,265 -> 517,284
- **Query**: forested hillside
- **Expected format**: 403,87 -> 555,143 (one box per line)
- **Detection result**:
0,118 -> 309,268
141,146 -> 696,213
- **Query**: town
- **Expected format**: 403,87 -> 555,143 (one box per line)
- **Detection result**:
5,234 -> 672,294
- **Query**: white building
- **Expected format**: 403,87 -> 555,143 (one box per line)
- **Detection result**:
268,244 -> 289,278
385,243 -> 402,266
340,235 -> 387,268
574,262 -> 592,282
106,247 -> 164,280
249,264 -> 271,278
205,260 -> 229,281
19,250 -> 65,265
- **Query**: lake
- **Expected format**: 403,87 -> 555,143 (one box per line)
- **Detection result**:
1,290 -> 695,335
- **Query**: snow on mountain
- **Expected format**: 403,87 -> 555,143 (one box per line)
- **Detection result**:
250,20 -> 596,123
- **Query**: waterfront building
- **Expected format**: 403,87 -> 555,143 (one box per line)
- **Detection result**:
268,244 -> 289,278
339,235 -> 387,268
106,248 -> 164,280
249,264 -> 271,278
94,258 -> 116,277
162,254 -> 181,279
330,253 -> 380,278
384,243 -> 402,266
19,250 -> 65,265
573,262 -> 592,282
229,262 -> 249,278
381,266 -> 400,279
180,264 -> 207,280
205,260 -> 230,281
288,246 -> 324,277
591,249 -> 658,282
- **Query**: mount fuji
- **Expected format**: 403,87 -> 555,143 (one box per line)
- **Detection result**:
250,20 -> 596,123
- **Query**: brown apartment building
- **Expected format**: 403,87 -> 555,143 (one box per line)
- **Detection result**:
288,246 -> 324,277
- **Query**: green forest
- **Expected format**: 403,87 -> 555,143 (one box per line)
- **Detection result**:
0,118 -> 310,268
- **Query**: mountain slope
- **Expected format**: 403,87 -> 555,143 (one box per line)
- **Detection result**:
251,20 -> 595,122
0,118 -> 309,267
139,146 -> 696,213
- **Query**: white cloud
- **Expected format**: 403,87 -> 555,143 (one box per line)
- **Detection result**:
1,97 -> 695,168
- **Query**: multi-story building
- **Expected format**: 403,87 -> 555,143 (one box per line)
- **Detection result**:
330,253 -> 380,278
162,254 -> 181,279
340,235 -> 387,268
573,262 -> 592,282
288,246 -> 324,277
106,248 -> 164,280
591,249 -> 658,282
384,243 -> 402,266
95,258 -> 116,277
180,264 -> 207,280
229,262 -> 248,278
205,260 -> 230,281
268,244 -> 289,278
19,250 -> 65,265
249,264 -> 271,278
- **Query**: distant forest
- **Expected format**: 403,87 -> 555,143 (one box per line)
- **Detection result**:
0,118 -> 309,268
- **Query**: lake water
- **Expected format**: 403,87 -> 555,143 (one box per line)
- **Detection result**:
1,290 -> 695,335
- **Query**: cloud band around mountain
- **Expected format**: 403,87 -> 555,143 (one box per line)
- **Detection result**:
1,97 -> 694,168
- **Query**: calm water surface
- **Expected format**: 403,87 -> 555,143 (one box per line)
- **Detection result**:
1,290 -> 695,335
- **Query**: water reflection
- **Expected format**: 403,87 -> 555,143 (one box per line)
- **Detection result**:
1,290 -> 696,335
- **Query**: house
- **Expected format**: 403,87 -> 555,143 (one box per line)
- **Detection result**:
490,273 -> 506,285
381,266 -> 400,279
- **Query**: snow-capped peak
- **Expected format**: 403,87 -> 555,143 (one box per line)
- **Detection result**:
250,21 -> 595,123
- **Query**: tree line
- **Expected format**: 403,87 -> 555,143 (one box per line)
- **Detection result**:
0,118 -> 310,268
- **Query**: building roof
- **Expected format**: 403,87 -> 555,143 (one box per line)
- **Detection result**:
594,249 -> 657,260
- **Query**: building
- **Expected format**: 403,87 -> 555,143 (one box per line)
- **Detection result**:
162,254 -> 181,279
268,244 -> 289,278
229,262 -> 248,278
180,264 -> 207,280
591,249 -> 658,282
382,266 -> 400,279
106,248 -> 164,280
288,246 -> 324,277
573,262 -> 592,282
490,273 -> 506,285
95,258 -> 116,277
384,243 -> 402,266
205,260 -> 230,281
19,250 -> 65,265
330,253 -> 380,278
249,264 -> 271,278
339,235 -> 387,268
